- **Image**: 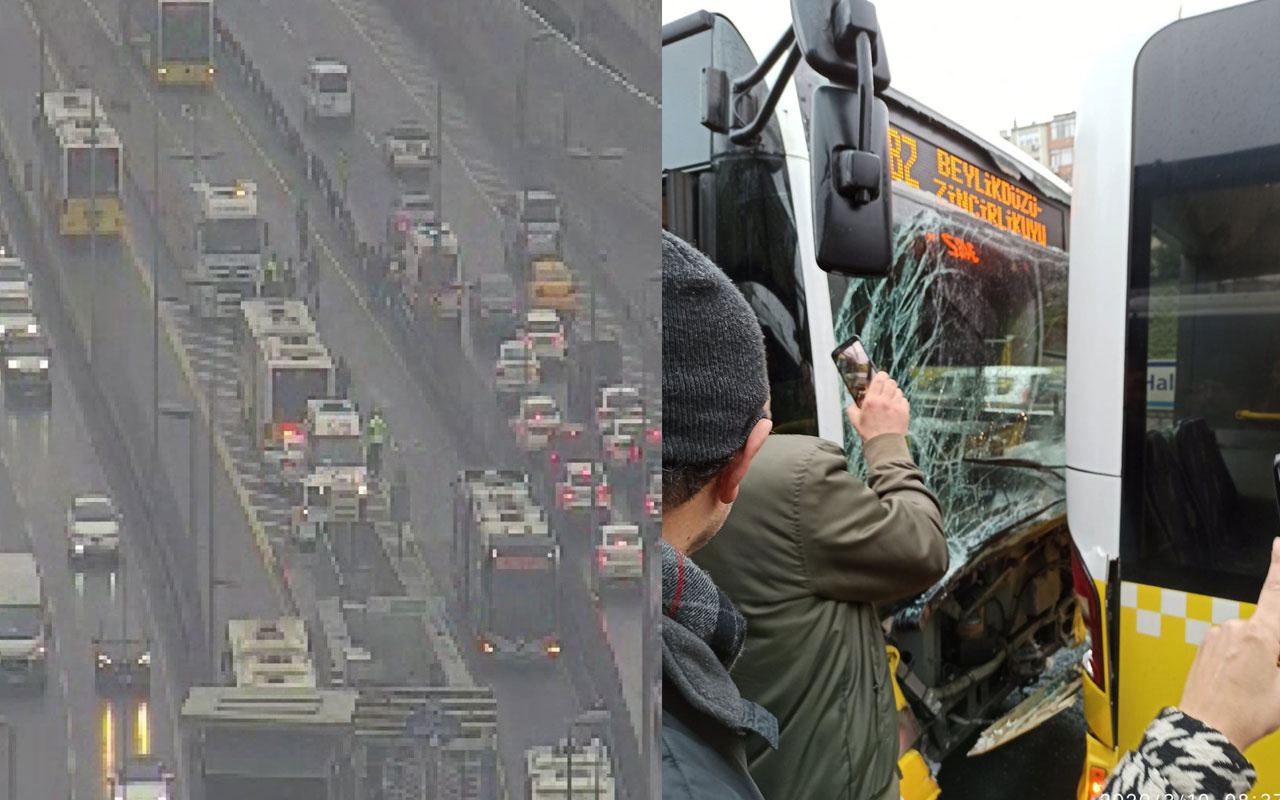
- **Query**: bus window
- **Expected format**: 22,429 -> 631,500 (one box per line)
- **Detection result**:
1123,165 -> 1280,600
829,190 -> 1068,561
662,14 -> 817,436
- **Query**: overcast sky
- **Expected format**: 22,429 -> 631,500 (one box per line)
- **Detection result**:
873,0 -> 1248,141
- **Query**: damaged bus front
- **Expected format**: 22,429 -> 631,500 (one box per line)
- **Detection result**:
662,2 -> 1077,772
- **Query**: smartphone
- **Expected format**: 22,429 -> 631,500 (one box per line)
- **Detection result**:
832,334 -> 877,407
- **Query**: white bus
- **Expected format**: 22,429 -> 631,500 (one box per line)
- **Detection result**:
1067,2 -> 1280,795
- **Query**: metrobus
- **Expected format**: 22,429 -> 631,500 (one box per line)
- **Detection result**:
35,91 -> 124,237
120,0 -> 215,87
1068,1 -> 1280,795
663,2 -> 1075,792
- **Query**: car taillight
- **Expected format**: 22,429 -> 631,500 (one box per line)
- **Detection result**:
397,219 -> 408,232
533,414 -> 542,421
1071,544 -> 1105,691
597,547 -> 607,566
549,452 -> 560,465
597,486 -> 610,502
646,429 -> 661,442
628,445 -> 640,462
562,488 -> 574,501
644,497 -> 655,514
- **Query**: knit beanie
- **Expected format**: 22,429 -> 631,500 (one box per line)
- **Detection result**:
662,230 -> 768,465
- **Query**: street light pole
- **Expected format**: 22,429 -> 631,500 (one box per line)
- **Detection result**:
88,76 -> 98,367
159,404 -> 197,543
206,342 -> 217,682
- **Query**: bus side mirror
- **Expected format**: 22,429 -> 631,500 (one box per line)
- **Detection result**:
809,85 -> 892,276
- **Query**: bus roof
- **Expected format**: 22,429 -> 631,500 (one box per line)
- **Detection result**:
661,2 -> 1071,208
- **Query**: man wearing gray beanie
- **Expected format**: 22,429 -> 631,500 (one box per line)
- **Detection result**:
660,229 -> 775,800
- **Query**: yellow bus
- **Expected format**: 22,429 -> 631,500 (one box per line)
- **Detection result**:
1068,2 -> 1280,795
35,91 -> 124,238
120,0 -> 215,87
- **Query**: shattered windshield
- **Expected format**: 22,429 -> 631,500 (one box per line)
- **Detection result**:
829,188 -> 1068,585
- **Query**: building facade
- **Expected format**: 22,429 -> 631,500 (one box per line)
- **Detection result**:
1001,112 -> 1075,185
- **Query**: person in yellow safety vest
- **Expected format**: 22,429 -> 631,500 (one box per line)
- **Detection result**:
264,253 -> 280,297
367,410 -> 388,477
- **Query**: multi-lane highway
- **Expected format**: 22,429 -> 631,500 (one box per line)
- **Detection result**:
0,0 -> 654,794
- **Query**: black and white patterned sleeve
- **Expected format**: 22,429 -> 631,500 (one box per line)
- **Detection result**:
1101,707 -> 1256,799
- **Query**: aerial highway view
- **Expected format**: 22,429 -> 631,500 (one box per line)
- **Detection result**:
0,0 -> 658,796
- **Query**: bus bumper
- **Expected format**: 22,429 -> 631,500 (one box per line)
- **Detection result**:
156,63 -> 215,86
898,749 -> 940,800
1077,730 -> 1120,800
60,199 -> 123,237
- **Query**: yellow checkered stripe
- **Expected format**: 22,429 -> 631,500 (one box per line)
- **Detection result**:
1120,581 -> 1256,645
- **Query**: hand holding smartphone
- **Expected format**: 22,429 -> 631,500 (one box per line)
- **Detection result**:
832,334 -> 877,408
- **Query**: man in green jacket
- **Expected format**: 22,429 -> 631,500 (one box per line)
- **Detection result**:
693,372 -> 948,800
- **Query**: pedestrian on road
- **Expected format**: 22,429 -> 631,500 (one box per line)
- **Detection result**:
366,408 -> 388,478
335,355 -> 350,400
263,251 -> 279,298
692,372 -> 947,800
659,230 -> 775,800
1100,536 -> 1280,797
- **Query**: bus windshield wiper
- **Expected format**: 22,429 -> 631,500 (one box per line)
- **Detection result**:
962,456 -> 1066,477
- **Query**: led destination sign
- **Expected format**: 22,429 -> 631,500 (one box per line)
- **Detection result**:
888,125 -> 1065,250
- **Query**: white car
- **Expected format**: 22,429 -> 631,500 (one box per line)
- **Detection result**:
510,395 -> 561,451
597,524 -> 642,581
67,494 -> 121,564
556,461 -> 611,512
303,58 -> 353,122
602,415 -> 645,463
595,385 -> 643,434
384,121 -> 433,171
521,308 -> 566,360
495,339 -> 540,393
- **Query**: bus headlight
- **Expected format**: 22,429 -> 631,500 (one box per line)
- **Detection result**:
6,360 -> 17,370
357,483 -> 368,496
97,652 -> 111,667
137,651 -> 151,666
157,67 -> 168,76
38,359 -> 48,370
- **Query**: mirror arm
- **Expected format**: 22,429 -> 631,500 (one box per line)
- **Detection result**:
854,30 -> 874,151
732,26 -> 796,94
729,42 -> 802,145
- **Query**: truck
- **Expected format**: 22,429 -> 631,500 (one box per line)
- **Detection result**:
403,222 -> 463,320
525,741 -> 615,800
0,554 -> 48,689
453,470 -> 560,660
291,398 -> 370,551
162,180 -> 267,320
302,57 -> 354,123
517,189 -> 563,261
236,299 -> 333,452
120,0 -> 215,86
